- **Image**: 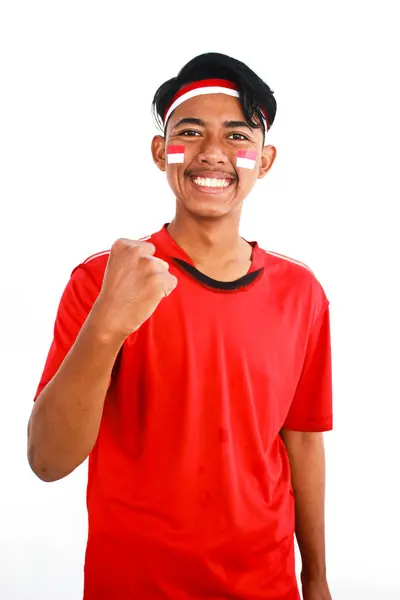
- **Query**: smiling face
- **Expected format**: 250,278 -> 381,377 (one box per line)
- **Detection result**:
152,93 -> 276,220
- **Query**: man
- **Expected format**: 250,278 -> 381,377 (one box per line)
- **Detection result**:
28,53 -> 333,600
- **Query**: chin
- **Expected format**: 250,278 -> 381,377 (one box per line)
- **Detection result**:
182,197 -> 238,219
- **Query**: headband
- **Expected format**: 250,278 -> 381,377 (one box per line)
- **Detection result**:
163,78 -> 269,139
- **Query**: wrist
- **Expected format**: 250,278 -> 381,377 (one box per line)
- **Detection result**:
301,568 -> 327,584
86,303 -> 130,348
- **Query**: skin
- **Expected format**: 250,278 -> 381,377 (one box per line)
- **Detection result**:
281,429 -> 332,600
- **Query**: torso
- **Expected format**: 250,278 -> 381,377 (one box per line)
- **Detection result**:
36,224 -> 328,600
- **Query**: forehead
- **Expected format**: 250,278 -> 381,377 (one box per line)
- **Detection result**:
168,93 -> 246,126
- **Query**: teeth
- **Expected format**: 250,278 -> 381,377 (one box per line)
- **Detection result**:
193,177 -> 231,188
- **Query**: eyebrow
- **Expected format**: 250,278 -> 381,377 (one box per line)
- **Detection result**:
172,118 -> 206,129
222,120 -> 253,131
171,117 -> 254,132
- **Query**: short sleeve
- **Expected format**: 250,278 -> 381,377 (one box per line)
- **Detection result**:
283,303 -> 333,432
33,265 -> 101,401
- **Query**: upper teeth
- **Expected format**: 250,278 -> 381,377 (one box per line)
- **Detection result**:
193,177 -> 231,188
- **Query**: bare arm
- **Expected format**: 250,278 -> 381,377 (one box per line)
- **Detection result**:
280,429 -> 331,597
27,239 -> 177,483
28,306 -> 125,482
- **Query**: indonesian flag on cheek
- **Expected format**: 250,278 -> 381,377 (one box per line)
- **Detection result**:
236,150 -> 257,170
167,145 -> 185,164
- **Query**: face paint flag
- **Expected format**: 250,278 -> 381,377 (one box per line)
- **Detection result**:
167,145 -> 185,164
236,150 -> 257,170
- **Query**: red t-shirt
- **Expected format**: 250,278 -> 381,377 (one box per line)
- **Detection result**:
34,224 -> 332,600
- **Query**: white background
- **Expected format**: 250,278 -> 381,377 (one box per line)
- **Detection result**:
1,1 -> 399,599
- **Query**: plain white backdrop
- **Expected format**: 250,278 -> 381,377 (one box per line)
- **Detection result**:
1,1 -> 399,599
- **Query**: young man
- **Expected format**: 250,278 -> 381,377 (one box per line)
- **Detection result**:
28,53 -> 333,600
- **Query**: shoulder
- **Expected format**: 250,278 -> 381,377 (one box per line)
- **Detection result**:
259,247 -> 317,288
258,246 -> 329,319
263,248 -> 315,275
77,249 -> 111,282
65,249 -> 111,294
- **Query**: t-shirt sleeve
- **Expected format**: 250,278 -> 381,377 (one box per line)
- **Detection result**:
33,265 -> 101,401
283,302 -> 333,432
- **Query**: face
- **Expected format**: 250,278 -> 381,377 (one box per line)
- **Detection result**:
152,94 -> 276,220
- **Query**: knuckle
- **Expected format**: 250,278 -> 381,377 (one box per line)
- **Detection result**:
112,238 -> 130,251
139,241 -> 156,255
140,256 -> 156,272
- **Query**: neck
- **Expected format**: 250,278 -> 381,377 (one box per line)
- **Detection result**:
167,211 -> 251,266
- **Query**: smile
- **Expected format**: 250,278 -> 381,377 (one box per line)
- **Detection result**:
190,176 -> 233,189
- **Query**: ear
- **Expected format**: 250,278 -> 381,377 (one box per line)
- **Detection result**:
258,145 -> 277,179
151,135 -> 166,172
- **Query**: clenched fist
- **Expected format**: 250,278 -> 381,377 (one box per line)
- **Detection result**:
91,238 -> 178,340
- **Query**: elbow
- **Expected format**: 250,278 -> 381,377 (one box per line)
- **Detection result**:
27,443 -> 67,483
28,454 -> 66,483
27,419 -> 70,483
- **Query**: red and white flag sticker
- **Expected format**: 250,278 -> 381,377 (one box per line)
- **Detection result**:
236,150 -> 257,170
167,145 -> 185,164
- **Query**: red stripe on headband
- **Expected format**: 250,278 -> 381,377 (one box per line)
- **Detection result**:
163,79 -> 239,123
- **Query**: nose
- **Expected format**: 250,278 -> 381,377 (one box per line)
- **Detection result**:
196,137 -> 228,166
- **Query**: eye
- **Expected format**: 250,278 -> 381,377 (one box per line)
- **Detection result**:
228,132 -> 250,141
178,129 -> 201,137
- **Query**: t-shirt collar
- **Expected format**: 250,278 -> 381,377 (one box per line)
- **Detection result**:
152,223 -> 264,273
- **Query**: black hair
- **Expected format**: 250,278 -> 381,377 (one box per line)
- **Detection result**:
152,52 -> 277,138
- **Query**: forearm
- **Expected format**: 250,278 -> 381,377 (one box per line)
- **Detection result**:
280,430 -> 328,582
28,306 -> 125,482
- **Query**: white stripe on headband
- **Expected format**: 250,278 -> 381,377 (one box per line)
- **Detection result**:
164,86 -> 268,142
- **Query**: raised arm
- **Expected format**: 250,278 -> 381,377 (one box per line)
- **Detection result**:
28,239 -> 177,482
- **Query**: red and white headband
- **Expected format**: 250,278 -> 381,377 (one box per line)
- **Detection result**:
163,78 -> 269,141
